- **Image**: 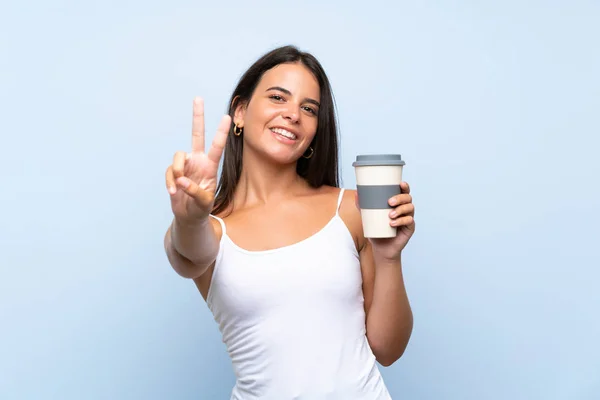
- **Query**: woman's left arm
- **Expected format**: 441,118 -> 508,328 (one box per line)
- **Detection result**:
356,181 -> 416,367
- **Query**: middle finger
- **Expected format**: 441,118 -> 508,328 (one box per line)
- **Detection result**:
390,203 -> 414,218
191,97 -> 205,153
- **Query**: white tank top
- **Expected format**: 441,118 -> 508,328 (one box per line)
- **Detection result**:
207,189 -> 392,400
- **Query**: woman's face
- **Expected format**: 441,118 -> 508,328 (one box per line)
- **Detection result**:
235,62 -> 321,165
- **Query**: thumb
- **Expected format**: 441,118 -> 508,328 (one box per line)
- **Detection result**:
175,176 -> 213,208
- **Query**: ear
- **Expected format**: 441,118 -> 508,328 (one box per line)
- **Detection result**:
232,96 -> 247,127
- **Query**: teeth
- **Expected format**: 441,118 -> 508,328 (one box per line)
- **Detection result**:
271,128 -> 297,140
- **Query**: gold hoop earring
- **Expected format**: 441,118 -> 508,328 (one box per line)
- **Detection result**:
234,124 -> 243,136
303,146 -> 314,159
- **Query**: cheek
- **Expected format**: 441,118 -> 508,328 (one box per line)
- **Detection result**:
247,104 -> 278,128
305,120 -> 318,141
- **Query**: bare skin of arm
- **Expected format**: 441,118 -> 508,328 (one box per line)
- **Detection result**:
164,217 -> 222,279
360,240 -> 413,366
339,189 -> 414,367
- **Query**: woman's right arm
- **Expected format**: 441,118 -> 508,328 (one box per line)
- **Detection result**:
164,216 -> 221,279
163,97 -> 231,279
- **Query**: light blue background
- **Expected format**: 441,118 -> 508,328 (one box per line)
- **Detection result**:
1,1 -> 599,399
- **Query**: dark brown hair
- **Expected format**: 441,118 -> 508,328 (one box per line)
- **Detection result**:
212,45 -> 340,216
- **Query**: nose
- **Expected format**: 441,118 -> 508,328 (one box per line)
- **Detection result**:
282,105 -> 300,124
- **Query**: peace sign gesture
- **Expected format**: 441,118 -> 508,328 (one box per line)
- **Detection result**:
166,97 -> 231,221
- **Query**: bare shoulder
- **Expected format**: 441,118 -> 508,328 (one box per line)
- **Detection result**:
337,188 -> 367,252
208,214 -> 224,239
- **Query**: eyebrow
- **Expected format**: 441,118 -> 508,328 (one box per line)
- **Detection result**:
266,86 -> 320,107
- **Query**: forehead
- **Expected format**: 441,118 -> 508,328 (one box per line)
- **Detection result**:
257,63 -> 320,97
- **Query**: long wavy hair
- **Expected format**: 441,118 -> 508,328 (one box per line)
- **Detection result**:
212,45 -> 340,216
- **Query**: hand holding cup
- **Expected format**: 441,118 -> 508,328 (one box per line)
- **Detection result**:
353,154 -> 415,259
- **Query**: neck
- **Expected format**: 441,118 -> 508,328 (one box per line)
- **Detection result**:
234,147 -> 309,208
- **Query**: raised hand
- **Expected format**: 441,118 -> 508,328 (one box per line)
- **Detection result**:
166,97 -> 231,222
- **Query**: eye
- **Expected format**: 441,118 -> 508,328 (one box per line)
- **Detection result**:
302,106 -> 317,115
269,94 -> 284,101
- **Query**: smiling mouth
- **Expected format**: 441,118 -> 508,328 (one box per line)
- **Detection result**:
270,127 -> 297,140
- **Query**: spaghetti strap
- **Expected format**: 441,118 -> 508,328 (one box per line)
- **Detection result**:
209,214 -> 227,236
336,188 -> 345,214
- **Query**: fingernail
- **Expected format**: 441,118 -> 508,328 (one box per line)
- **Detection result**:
168,186 -> 176,194
389,198 -> 398,206
389,211 -> 397,218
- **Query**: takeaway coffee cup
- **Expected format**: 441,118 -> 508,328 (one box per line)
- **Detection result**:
352,154 -> 406,238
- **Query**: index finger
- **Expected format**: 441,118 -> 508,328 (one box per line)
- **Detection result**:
191,97 -> 205,153
400,181 -> 410,194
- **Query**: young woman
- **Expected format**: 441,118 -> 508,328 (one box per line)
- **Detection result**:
164,45 -> 416,399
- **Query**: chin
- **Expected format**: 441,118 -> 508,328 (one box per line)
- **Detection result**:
262,149 -> 301,165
